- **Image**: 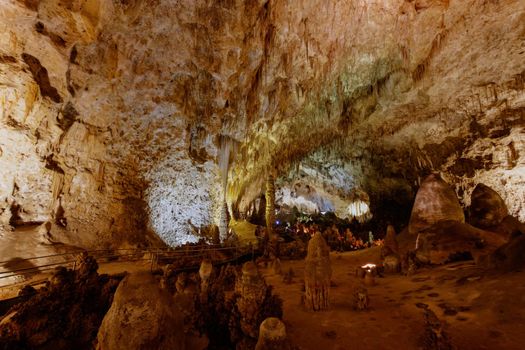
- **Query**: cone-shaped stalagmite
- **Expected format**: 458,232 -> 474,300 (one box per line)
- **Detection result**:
409,174 -> 465,235
304,232 -> 331,311
381,224 -> 399,257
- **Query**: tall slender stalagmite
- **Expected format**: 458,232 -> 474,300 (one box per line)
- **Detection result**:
265,174 -> 275,239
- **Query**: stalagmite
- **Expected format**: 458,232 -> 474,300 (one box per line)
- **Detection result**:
409,174 -> 465,235
255,317 -> 292,350
304,232 -> 331,311
199,259 -> 213,301
235,261 -> 268,338
353,286 -> 369,311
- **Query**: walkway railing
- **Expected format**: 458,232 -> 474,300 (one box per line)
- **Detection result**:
0,238 -> 262,291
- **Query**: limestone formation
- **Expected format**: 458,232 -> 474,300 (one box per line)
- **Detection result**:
255,317 -> 292,350
271,257 -> 282,275
97,272 -> 207,350
304,232 -> 331,311
0,255 -> 122,349
479,234 -> 525,271
383,255 -> 401,274
0,0 -> 524,250
37,221 -> 54,244
199,259 -> 213,295
266,175 -> 276,238
353,286 -> 370,311
235,261 -> 268,338
364,270 -> 376,287
381,224 -> 399,259
469,184 -> 509,229
409,174 -> 465,235
415,221 -> 507,264
420,306 -> 454,350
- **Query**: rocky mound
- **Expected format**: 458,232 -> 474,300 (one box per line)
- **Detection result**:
469,183 -> 508,229
0,253 -> 122,350
416,221 -> 507,265
409,174 -> 465,235
478,233 -> 525,272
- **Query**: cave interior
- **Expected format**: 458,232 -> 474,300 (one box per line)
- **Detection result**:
0,0 -> 525,349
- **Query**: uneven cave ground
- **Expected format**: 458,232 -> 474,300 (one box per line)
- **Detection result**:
1,0 -> 525,349
1,184 -> 525,350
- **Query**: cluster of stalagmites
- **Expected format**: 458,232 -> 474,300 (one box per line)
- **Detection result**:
0,253 -> 288,350
158,259 -> 282,350
0,252 -> 123,350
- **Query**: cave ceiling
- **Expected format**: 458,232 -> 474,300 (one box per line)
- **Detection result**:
0,0 -> 524,246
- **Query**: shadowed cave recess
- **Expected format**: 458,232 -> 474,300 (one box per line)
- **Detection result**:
0,0 -> 525,349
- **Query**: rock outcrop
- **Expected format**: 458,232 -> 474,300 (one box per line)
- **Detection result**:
479,233 -> 525,272
255,317 -> 292,350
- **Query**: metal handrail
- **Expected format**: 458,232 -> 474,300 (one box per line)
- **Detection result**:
0,237 -> 263,289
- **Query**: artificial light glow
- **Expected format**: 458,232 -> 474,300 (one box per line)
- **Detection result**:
347,200 -> 372,223
361,263 -> 376,272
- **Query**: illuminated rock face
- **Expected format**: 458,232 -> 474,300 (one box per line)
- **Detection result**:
0,0 -> 524,246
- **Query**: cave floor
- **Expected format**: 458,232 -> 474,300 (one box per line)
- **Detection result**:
261,247 -> 525,350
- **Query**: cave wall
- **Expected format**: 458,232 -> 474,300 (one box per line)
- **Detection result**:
0,0 -> 524,247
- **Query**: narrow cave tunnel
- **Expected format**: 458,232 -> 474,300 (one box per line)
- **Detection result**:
1,0 -> 525,349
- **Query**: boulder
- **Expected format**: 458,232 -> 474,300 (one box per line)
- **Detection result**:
383,254 -> 401,273
469,183 -> 508,229
96,272 -> 207,350
409,174 -> 464,235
